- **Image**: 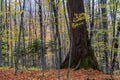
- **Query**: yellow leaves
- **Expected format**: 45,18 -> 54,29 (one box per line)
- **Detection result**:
9,1 -> 20,8
97,2 -> 120,9
97,4 -> 108,9
45,52 -> 54,57
0,10 -> 24,15
0,11 -> 6,15
44,0 -> 49,3
59,8 -> 64,15
72,22 -> 84,29
71,13 -> 89,29
14,2 -> 20,6
73,13 -> 86,22
0,1 -> 23,15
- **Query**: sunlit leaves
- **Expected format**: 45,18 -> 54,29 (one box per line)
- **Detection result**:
71,13 -> 90,28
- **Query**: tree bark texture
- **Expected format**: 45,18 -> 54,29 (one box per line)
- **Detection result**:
61,0 -> 98,70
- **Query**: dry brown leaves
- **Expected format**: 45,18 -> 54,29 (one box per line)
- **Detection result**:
0,68 -> 120,80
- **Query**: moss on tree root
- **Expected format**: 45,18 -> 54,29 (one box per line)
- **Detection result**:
61,49 -> 98,70
75,49 -> 98,70
77,54 -> 98,69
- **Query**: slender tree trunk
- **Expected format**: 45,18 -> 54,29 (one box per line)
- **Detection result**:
38,0 -> 46,69
14,0 -> 26,75
8,0 -> 14,68
110,23 -> 119,78
51,0 -> 62,65
34,3 -> 37,39
90,0 -> 94,45
43,7 -> 47,69
101,0 -> 109,74
49,0 -> 61,79
110,0 -> 119,77
0,0 -> 3,67
48,0 -> 57,68
5,0 -> 9,66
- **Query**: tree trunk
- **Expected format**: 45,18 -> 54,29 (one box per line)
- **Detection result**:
14,0 -> 26,75
0,0 -> 3,67
101,0 -> 109,74
38,0 -> 46,69
61,0 -> 98,70
8,0 -> 14,68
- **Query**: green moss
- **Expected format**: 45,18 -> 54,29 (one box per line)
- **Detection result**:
61,47 -> 98,70
78,50 -> 98,70
61,52 -> 98,70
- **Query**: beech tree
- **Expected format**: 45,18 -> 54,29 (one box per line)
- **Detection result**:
0,0 -> 3,66
14,0 -> 26,75
61,0 -> 98,69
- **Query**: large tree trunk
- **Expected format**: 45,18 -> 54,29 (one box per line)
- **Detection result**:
61,0 -> 98,70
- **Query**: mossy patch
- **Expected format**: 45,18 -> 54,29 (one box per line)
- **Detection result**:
78,54 -> 98,69
77,49 -> 98,70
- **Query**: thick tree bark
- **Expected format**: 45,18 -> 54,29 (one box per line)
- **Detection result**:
61,0 -> 98,70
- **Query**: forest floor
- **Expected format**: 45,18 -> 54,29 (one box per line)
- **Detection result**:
0,68 -> 120,80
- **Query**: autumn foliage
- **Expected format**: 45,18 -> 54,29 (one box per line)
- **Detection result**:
0,68 -> 120,80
